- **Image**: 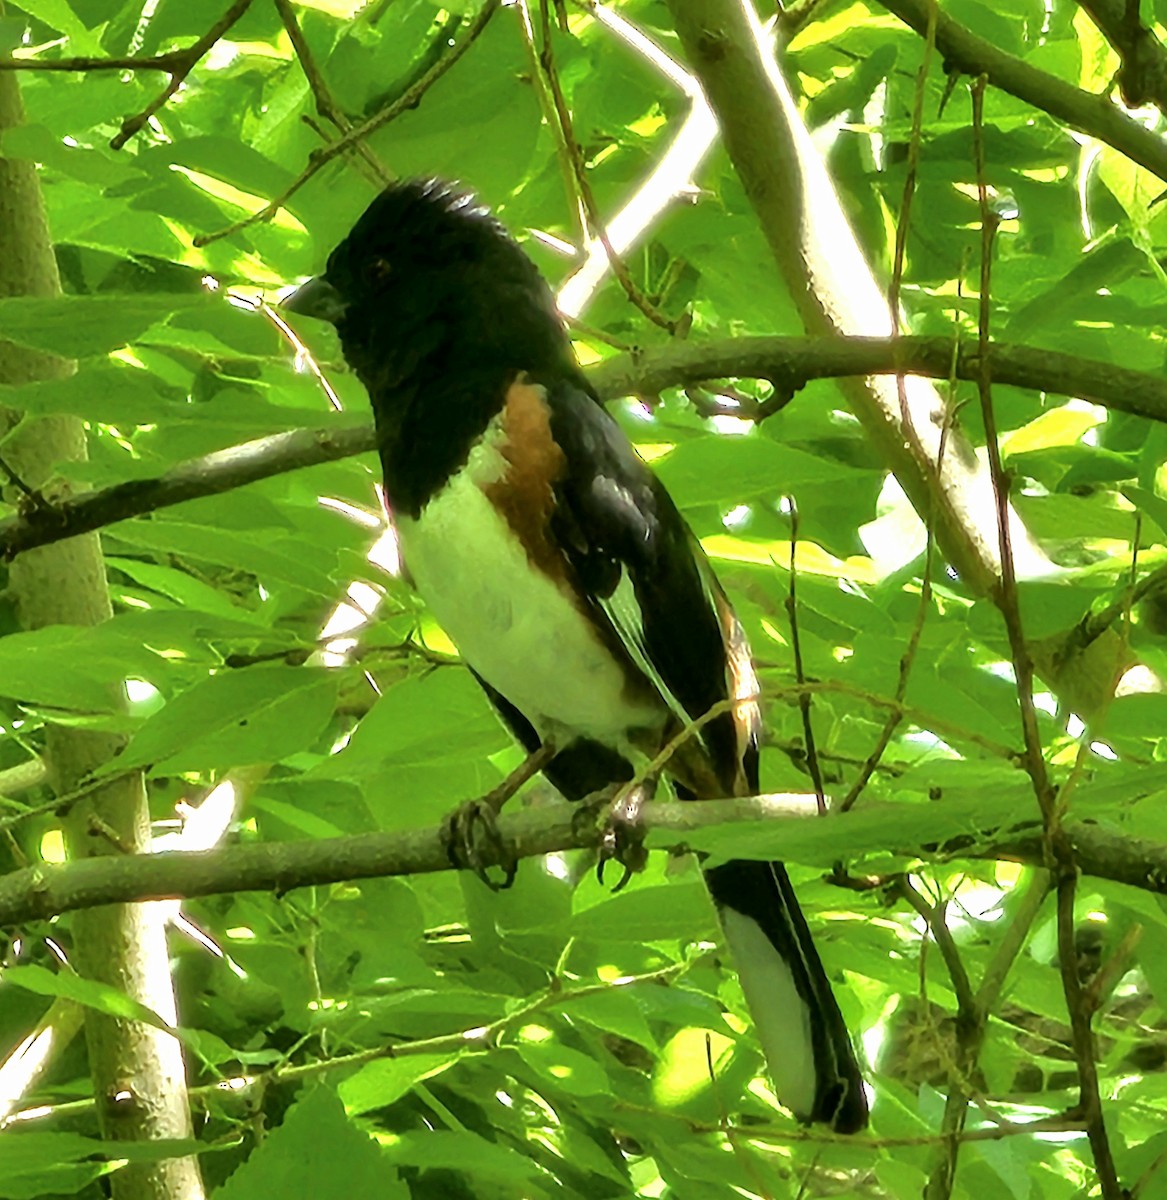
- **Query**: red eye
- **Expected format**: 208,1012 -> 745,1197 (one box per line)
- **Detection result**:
365,257 -> 392,283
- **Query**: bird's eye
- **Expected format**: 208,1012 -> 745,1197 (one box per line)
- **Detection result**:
365,257 -> 392,284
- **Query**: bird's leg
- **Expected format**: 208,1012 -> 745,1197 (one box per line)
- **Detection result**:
442,741 -> 556,891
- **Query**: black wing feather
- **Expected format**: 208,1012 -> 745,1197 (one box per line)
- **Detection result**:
539,375 -> 750,793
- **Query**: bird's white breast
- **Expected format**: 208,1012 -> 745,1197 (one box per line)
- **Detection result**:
395,430 -> 662,746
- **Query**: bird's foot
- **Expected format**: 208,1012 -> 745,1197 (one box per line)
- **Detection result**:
442,797 -> 517,891
442,743 -> 556,891
573,778 -> 655,893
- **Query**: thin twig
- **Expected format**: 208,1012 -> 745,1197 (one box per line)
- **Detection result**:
515,1 -> 585,247
562,313 -> 637,353
973,870 -> 1051,1013
1055,874 -> 1122,1196
874,2 -> 945,817
272,0 -> 391,186
785,500 -> 826,814
837,393 -> 951,813
898,876 -> 975,1013
703,1034 -> 774,1200
479,744 -> 557,817
556,1 -> 718,319
0,757 -> 47,799
5,958 -> 694,1127
1082,923 -> 1142,1016
534,4 -> 678,332
881,0 -> 1167,183
0,768 -> 139,836
971,74 -> 1121,1200
612,1098 -> 1086,1147
969,81 -> 1051,816
193,0 -> 500,248
110,0 -> 255,149
0,53 -> 178,73
924,869 -> 1052,1199
888,0 -> 938,428
0,452 -> 42,506
1078,538 -> 1162,647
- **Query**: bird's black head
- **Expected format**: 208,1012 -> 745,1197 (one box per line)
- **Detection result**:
283,179 -> 575,399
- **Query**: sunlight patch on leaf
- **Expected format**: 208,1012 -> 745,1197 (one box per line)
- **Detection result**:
1003,402 -> 1105,456
701,533 -> 878,583
652,1028 -> 735,1107
169,166 -> 307,235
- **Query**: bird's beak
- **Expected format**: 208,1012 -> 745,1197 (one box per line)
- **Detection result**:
281,275 -> 348,324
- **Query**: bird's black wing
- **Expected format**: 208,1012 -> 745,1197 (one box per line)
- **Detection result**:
540,374 -> 758,796
539,374 -> 868,1133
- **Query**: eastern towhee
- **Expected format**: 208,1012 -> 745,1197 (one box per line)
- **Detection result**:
284,179 -> 868,1132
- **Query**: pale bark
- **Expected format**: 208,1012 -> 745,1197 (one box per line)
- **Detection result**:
663,0 -> 1051,595
0,72 -> 203,1200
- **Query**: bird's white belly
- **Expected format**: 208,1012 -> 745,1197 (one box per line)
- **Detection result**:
395,461 -> 661,745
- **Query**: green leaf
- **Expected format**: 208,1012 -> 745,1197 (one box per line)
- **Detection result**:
1108,692 -> 1167,739
105,664 -> 339,773
216,1085 -> 405,1199
572,880 -> 717,943
9,0 -> 98,48
108,557 -> 263,621
651,1025 -> 737,1108
0,362 -> 175,422
1002,403 -> 1103,456
111,521 -> 340,598
654,434 -> 859,508
516,1041 -> 611,1097
3,963 -> 175,1033
567,985 -> 658,1051
0,625 -> 146,712
676,790 -> 1037,868
968,581 -> 1097,642
0,295 -> 212,357
318,668 -> 508,779
0,1133 -> 208,1199
380,1130 -> 550,1189
340,1051 -> 464,1114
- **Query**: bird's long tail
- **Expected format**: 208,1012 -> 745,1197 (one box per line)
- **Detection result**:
704,857 -> 868,1132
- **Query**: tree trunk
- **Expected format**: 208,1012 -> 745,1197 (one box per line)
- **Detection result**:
0,72 -> 204,1200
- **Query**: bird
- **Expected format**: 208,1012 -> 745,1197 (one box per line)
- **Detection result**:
282,178 -> 868,1132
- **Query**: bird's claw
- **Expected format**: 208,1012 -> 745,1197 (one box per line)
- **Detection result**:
442,798 -> 517,892
573,780 -> 652,893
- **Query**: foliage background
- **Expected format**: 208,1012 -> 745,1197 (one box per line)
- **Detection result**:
1,0 -> 1167,1197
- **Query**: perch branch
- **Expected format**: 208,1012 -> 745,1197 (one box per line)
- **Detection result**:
0,792 -> 1165,928
881,0 -> 1167,182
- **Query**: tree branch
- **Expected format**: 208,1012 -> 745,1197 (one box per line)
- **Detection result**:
1078,0 -> 1167,113
110,0 -> 254,149
0,793 -> 1164,928
0,421 -> 377,560
5,332 -> 1167,560
881,0 -> 1167,183
589,333 -> 1167,425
